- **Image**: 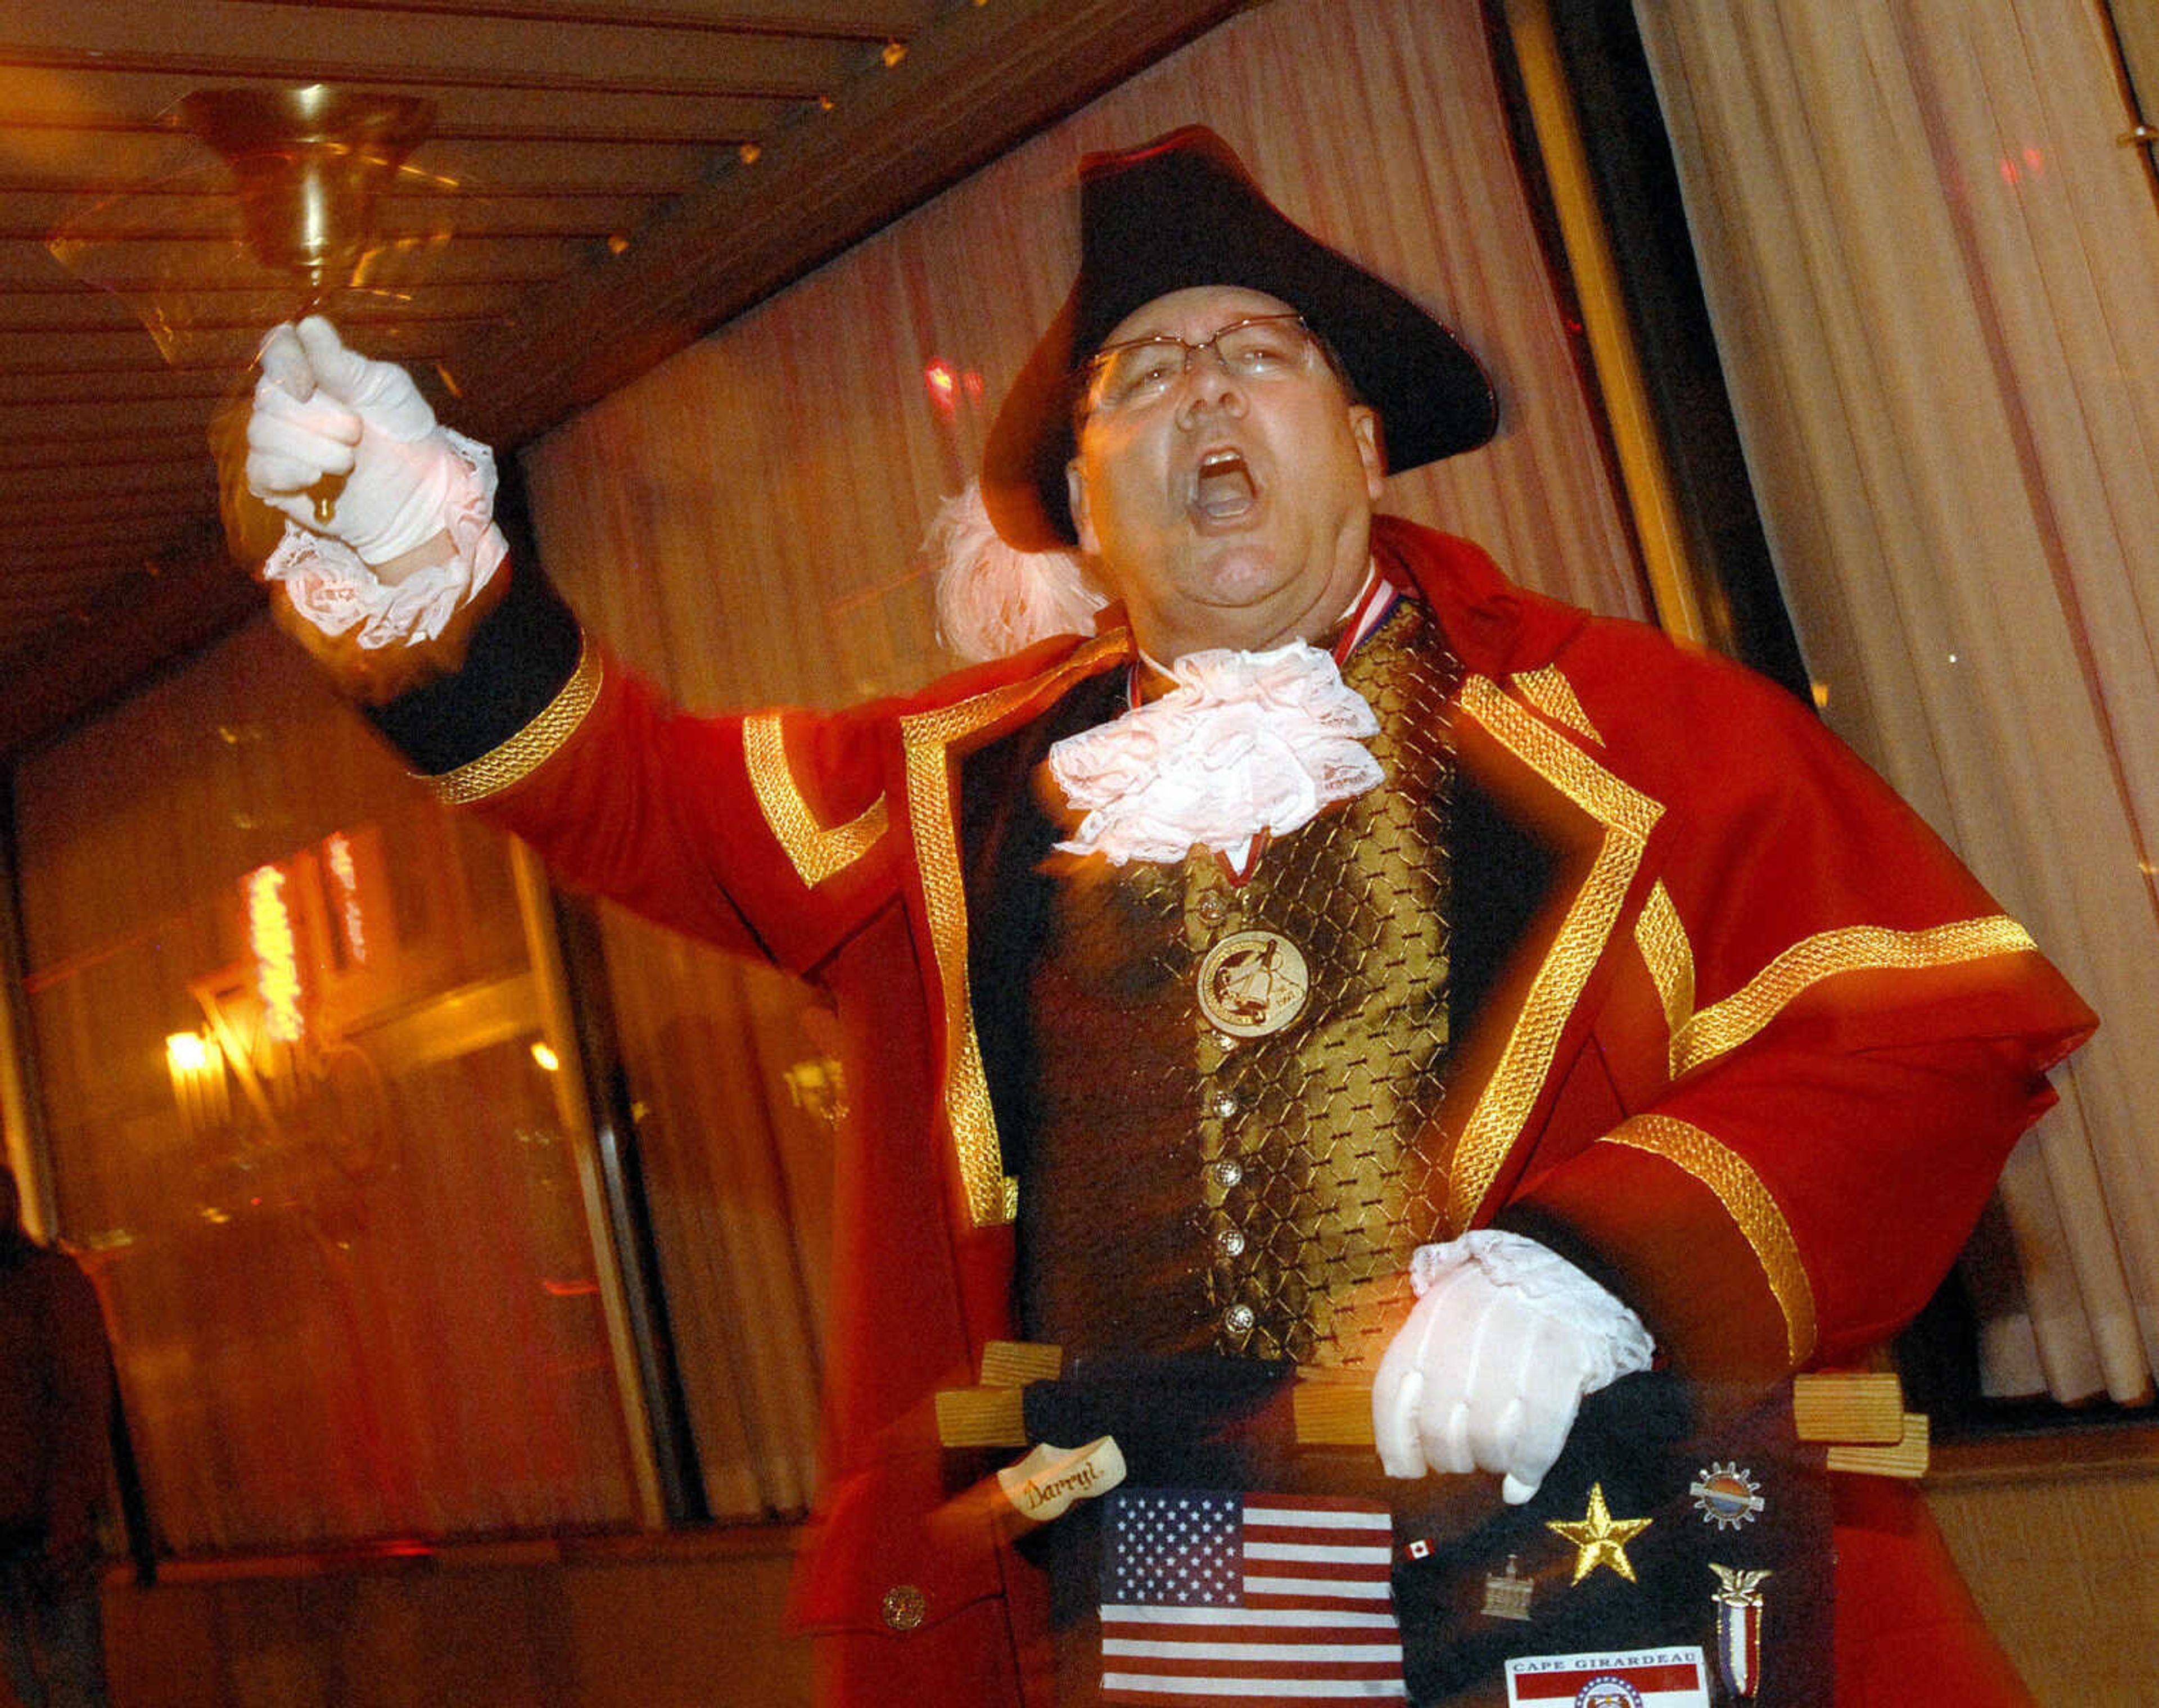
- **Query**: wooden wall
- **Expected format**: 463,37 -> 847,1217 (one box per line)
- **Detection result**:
97,1533 -> 813,1708
1933,1463 -> 2159,1707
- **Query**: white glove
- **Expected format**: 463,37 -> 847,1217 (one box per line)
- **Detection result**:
247,315 -> 463,567
243,317 -> 504,648
1371,1231 -> 1654,1505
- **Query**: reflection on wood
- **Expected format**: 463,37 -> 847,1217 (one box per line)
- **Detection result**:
354,970 -> 541,1077
15,622 -> 643,1554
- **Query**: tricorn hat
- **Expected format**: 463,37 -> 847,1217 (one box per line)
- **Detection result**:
981,126 -> 1498,549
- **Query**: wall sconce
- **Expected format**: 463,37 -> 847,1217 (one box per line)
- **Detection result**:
166,1029 -> 232,1136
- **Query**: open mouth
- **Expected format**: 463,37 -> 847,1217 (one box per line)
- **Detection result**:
1190,448 -> 1258,521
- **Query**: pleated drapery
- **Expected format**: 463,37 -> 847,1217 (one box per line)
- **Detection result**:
1636,0 -> 2159,1406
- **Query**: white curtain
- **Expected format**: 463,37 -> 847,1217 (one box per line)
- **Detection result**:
1634,1 -> 2159,1403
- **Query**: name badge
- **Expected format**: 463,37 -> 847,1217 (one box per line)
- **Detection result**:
1505,1646 -> 1710,1708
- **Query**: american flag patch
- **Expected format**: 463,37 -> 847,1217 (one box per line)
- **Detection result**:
1097,1489 -> 1405,1702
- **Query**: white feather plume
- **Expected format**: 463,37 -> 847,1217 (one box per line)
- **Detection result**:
928,480 -> 1105,663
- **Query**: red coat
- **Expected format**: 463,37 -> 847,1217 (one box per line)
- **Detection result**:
472,517 -> 2092,1706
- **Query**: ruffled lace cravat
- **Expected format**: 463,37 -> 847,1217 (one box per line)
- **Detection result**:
1047,641 -> 1385,865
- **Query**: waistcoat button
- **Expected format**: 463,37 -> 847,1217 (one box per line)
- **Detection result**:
880,1585 -> 927,1632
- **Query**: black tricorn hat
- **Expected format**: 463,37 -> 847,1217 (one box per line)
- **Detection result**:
982,126 -> 1498,549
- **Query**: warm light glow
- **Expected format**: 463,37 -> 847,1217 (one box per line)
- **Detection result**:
882,40 -> 907,67
737,143 -> 762,166
167,1027 -> 229,1134
326,832 -> 368,965
530,1042 -> 561,1073
247,865 -> 305,1043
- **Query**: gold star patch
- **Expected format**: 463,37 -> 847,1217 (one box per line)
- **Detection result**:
1545,1482 -> 1654,1584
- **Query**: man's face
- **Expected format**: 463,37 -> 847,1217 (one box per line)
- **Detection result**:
1066,285 -> 1384,661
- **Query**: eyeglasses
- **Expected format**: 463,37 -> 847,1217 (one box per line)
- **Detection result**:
1078,313 -> 1317,417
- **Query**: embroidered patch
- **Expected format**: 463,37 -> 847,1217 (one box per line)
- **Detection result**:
1505,1646 -> 1710,1707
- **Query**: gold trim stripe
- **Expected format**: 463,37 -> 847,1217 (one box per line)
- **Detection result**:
1446,677 -> 1663,1230
901,632 -> 1130,1228
1673,916 -> 2038,1077
1458,677 -> 1660,841
742,712 -> 889,887
1634,881 -> 1695,1069
1602,1113 -> 1818,1364
1513,665 -> 1603,744
422,639 -> 603,807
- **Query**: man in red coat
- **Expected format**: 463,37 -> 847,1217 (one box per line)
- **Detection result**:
236,130 -> 2090,1706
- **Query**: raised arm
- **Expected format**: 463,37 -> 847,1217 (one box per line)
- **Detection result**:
230,318 -> 899,974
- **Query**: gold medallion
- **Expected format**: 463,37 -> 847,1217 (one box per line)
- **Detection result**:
1196,929 -> 1310,1038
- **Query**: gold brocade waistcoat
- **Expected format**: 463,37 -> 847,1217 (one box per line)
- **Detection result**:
1019,602 -> 1461,1370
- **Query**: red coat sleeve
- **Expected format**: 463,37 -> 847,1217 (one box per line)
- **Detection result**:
1499,627 -> 2094,1382
474,658 -> 904,979
349,559 -> 906,978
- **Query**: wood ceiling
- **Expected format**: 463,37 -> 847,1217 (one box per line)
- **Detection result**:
0,0 -> 1245,756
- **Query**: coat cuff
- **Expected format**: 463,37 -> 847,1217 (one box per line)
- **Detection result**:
363,559 -> 590,796
1497,1117 -> 1808,1386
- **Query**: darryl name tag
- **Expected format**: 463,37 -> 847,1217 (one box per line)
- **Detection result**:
996,1435 -> 1127,1524
1505,1645 -> 1711,1707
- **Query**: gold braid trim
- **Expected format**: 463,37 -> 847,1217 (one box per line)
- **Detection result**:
1445,677 -> 1663,1230
420,640 -> 603,807
1458,676 -> 1660,839
1512,664 -> 1603,744
742,713 -> 889,887
901,631 -> 1132,1228
1634,882 -> 1696,1074
1673,916 -> 2039,1077
1600,1113 -> 1818,1364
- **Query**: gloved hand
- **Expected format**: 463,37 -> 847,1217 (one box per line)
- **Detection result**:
246,316 -> 459,569
1371,1231 -> 1654,1504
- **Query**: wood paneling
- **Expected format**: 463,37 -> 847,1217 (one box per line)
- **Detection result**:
0,1 -> 1244,752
